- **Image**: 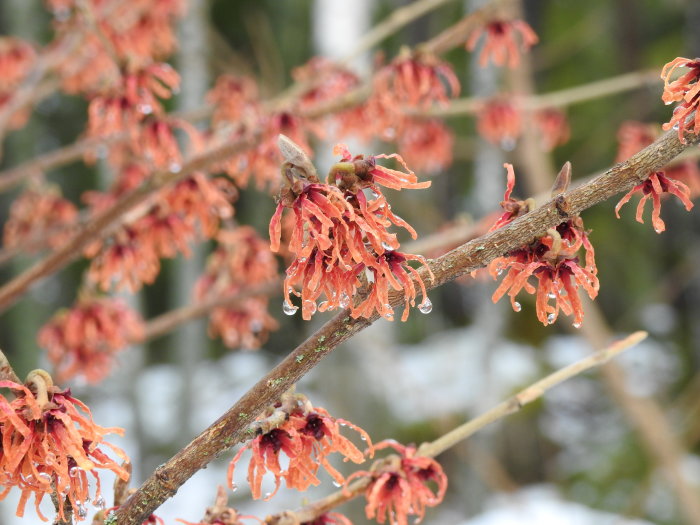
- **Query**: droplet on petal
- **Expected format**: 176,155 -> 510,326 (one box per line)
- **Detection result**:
573,321 -> 582,328
339,292 -> 350,308
418,298 -> 433,314
547,313 -> 556,323
283,302 -> 298,316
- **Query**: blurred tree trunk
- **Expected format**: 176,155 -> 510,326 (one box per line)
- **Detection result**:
173,0 -> 211,441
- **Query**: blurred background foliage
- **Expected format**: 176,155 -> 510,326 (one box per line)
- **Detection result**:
1,0 -> 700,524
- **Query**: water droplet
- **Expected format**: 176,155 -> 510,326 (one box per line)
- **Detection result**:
497,268 -> 504,276
299,257 -> 307,263
264,492 -> 273,499
318,301 -> 328,310
138,103 -> 153,114
501,137 -> 516,151
69,467 -> 79,477
94,496 -> 105,509
339,292 -> 350,308
360,435 -> 367,441
513,302 -> 522,312
304,300 -> 317,315
573,321 -> 582,329
384,312 -> 394,321
169,162 -> 182,173
673,123 -> 680,131
381,242 -> 393,251
371,190 -> 380,198
332,481 -> 342,487
665,100 -> 673,106
77,503 -> 88,518
548,293 -> 556,299
38,472 -> 52,483
283,302 -> 298,315
231,483 -> 238,492
547,313 -> 556,323
418,299 -> 433,314
345,195 -> 353,201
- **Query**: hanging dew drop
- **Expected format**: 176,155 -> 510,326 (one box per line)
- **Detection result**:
513,302 -> 522,312
332,481 -> 342,487
547,313 -> 556,323
573,321 -> 582,329
418,299 -> 433,314
94,496 -> 105,509
339,292 -> 350,308
283,302 -> 298,315
497,268 -> 504,276
77,503 -> 88,518
231,483 -> 238,492
548,293 -> 556,299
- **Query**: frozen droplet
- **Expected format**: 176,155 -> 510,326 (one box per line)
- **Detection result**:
38,472 -> 52,483
304,300 -> 317,315
94,496 -> 105,509
169,162 -> 182,173
339,292 -> 350,308
501,137 -> 516,151
283,302 -> 298,316
547,313 -> 556,323
573,321 -> 582,329
418,299 -> 433,314
654,227 -> 663,234
345,195 -> 353,201
548,293 -> 556,299
513,301 -> 522,312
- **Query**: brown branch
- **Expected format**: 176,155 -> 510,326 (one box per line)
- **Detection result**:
111,123 -> 698,525
266,331 -> 648,524
139,280 -> 281,343
0,133 -> 259,315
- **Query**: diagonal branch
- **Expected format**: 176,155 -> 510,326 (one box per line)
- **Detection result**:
111,122 -> 699,525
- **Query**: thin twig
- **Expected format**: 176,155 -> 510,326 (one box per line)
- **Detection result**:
111,124 -> 699,525
428,69 -> 660,117
139,280 -> 281,343
267,331 -> 647,524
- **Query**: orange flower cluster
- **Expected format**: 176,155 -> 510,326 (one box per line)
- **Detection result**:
38,296 -> 144,383
395,118 -> 454,174
477,99 -> 521,150
0,37 -> 36,129
195,226 -> 279,350
489,164 -> 599,327
52,0 -> 185,94
3,186 -> 78,252
373,51 -> 460,111
346,441 -> 447,525
228,394 -> 372,501
0,371 -> 129,522
615,171 -> 694,234
467,19 -> 538,68
85,173 -> 236,292
269,142 -> 433,322
661,57 -> 700,142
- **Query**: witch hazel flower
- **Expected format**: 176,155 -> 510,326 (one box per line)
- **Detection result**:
0,370 -> 129,522
373,49 -> 460,111
227,392 -> 372,500
269,138 -> 433,321
38,295 -> 144,383
615,171 -> 694,233
346,441 -> 447,525
477,98 -> 521,150
467,19 -> 539,68
395,118 -> 454,174
660,57 -> 700,142
489,163 -> 599,327
534,108 -> 570,151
